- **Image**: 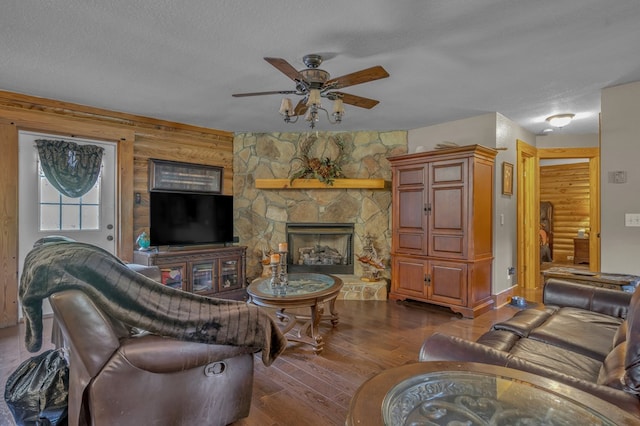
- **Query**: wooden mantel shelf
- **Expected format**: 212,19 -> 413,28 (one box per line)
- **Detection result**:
255,178 -> 388,189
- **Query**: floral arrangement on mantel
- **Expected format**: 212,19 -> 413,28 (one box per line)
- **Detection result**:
289,134 -> 345,185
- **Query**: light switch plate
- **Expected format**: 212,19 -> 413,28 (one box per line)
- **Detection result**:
625,213 -> 640,227
609,171 -> 627,184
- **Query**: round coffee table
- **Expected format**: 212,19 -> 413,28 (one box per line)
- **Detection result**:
247,273 -> 343,353
347,361 -> 638,425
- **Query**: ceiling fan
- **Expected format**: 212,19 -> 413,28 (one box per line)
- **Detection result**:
232,54 -> 390,128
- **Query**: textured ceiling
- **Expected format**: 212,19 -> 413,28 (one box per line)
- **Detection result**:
2,1 -> 640,135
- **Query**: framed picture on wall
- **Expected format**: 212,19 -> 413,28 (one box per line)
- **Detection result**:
149,159 -> 222,193
502,162 -> 513,196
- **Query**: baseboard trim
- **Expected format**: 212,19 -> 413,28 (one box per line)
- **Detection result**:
493,285 -> 517,308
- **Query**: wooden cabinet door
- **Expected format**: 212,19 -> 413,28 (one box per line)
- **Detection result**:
428,260 -> 467,306
393,165 -> 428,254
156,262 -> 188,291
392,256 -> 427,298
218,255 -> 244,294
191,259 -> 216,294
428,159 -> 467,259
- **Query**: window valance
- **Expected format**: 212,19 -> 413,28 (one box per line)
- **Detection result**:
35,139 -> 104,198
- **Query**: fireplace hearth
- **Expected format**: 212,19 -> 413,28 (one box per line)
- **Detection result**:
286,223 -> 354,274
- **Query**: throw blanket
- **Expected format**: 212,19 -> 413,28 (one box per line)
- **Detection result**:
19,241 -> 287,366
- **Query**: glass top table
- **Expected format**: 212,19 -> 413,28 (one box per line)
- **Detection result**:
247,273 -> 343,353
347,361 -> 638,425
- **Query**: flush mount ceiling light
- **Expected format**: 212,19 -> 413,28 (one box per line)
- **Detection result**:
546,113 -> 575,128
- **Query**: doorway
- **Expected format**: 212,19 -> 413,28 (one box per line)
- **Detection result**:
18,131 -> 117,316
517,141 -> 600,291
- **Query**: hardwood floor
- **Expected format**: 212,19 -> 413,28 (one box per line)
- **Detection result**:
1,300 -> 522,426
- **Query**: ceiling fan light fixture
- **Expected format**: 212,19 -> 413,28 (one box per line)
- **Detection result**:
279,98 -> 294,116
332,98 -> 344,122
546,113 -> 575,128
279,97 -> 299,124
306,89 -> 322,107
305,108 -> 318,123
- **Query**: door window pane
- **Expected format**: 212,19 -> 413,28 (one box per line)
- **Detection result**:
81,205 -> 100,229
40,205 -> 61,230
61,205 -> 80,230
40,179 -> 60,203
82,183 -> 100,204
38,163 -> 102,231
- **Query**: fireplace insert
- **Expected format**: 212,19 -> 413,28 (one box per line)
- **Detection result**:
286,223 -> 354,274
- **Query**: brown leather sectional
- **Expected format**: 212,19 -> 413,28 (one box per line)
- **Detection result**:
420,278 -> 640,417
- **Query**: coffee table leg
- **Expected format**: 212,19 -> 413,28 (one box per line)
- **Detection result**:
328,296 -> 339,326
275,309 -> 297,335
308,304 -> 324,353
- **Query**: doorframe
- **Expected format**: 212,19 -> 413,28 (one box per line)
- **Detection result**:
537,147 -> 600,272
516,140 -> 538,289
516,142 -> 600,290
0,108 -> 134,327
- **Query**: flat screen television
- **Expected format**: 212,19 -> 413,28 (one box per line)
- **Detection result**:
150,192 -> 234,247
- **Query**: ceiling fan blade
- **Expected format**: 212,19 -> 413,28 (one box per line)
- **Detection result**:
325,66 -> 389,90
232,90 -> 298,97
333,92 -> 380,109
264,57 -> 306,82
293,99 -> 308,116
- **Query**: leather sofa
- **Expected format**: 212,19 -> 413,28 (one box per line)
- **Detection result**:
49,264 -> 256,426
420,278 -> 640,417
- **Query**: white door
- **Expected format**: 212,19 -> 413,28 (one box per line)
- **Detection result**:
18,131 -> 117,315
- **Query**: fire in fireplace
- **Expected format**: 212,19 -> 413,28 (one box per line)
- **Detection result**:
286,223 -> 354,274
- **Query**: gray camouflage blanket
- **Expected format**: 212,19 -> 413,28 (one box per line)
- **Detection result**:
19,241 -> 286,366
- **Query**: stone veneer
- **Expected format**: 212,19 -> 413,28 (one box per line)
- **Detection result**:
335,275 -> 389,300
233,131 -> 407,284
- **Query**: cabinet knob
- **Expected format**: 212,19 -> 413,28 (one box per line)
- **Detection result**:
424,274 -> 431,286
424,203 -> 431,215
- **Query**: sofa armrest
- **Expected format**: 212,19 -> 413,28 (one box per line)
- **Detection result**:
544,278 -> 632,318
420,332 -> 640,415
419,332 -> 513,365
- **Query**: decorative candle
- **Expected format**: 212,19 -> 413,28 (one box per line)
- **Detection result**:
278,242 -> 288,252
270,253 -> 280,264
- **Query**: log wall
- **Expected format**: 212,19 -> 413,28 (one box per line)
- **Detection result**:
539,162 -> 591,263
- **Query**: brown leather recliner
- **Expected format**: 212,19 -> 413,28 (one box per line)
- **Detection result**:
50,287 -> 256,426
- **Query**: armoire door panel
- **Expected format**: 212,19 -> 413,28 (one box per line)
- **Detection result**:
431,235 -> 464,255
397,233 -> 425,251
397,167 -> 425,186
432,161 -> 465,184
429,262 -> 467,306
393,257 -> 427,297
398,190 -> 424,229
431,187 -> 464,230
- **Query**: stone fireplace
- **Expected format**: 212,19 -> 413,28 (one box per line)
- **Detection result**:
286,223 -> 354,274
233,131 -> 407,282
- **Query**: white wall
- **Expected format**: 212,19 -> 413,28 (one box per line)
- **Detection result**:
408,113 -> 497,153
495,114 -> 535,294
536,133 -> 599,148
408,113 -> 535,295
600,81 -> 640,274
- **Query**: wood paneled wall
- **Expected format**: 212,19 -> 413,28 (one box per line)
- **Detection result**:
132,130 -> 235,238
539,162 -> 591,263
0,90 -> 233,327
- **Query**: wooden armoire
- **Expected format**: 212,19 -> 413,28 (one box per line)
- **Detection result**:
388,145 -> 497,318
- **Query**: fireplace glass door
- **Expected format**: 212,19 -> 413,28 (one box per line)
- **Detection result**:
286,223 -> 354,274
